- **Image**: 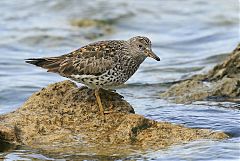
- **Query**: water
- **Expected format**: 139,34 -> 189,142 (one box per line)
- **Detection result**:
0,0 -> 239,160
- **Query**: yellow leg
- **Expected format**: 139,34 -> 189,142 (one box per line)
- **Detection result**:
94,89 -> 104,116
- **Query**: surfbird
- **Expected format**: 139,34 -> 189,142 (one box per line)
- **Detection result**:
26,36 -> 160,115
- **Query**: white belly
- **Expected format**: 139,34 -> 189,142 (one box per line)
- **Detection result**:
70,74 -> 123,89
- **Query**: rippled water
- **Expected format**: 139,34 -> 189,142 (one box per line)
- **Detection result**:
0,0 -> 239,160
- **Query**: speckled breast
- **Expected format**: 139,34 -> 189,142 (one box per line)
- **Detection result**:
71,61 -> 141,89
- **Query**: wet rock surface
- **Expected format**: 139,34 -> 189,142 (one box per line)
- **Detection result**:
161,44 -> 240,104
0,81 -> 228,155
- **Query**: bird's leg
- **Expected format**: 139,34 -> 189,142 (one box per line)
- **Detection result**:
105,89 -> 115,114
94,89 -> 104,116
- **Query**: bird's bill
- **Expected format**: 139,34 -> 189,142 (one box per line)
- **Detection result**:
146,49 -> 160,61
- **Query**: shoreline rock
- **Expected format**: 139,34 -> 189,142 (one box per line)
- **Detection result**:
161,44 -> 240,104
0,81 -> 228,155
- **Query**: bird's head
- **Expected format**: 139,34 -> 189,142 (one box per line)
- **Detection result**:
128,36 -> 160,61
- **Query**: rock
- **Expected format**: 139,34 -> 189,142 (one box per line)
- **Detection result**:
70,19 -> 113,28
69,12 -> 134,40
70,19 -> 114,40
207,45 -> 240,80
161,44 -> 240,104
0,81 -> 228,155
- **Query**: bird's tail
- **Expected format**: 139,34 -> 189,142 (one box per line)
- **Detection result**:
25,58 -> 48,66
25,57 -> 62,73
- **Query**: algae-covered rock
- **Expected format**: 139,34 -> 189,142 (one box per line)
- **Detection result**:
161,44 -> 240,104
69,12 -> 134,40
207,45 -> 240,80
0,81 -> 228,155
70,19 -> 113,28
70,19 -> 114,39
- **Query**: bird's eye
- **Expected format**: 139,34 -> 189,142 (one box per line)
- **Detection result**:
138,45 -> 143,48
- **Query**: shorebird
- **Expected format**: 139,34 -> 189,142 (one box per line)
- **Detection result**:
26,36 -> 160,115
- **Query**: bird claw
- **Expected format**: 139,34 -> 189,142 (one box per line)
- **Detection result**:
103,104 -> 114,114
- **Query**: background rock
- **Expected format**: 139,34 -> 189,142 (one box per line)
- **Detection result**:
0,81 -> 228,155
161,44 -> 240,104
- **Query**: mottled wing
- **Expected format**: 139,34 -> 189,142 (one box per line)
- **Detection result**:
59,40 -> 126,77
26,40 -> 126,78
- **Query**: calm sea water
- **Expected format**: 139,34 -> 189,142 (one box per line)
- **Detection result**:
0,0 -> 239,160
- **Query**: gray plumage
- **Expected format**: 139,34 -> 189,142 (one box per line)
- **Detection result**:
26,36 -> 160,89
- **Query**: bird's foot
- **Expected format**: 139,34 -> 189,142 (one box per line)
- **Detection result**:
104,111 -> 114,114
103,104 -> 115,114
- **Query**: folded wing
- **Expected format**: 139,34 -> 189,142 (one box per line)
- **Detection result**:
25,40 -> 124,77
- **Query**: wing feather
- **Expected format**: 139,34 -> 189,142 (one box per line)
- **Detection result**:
26,40 -> 126,77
